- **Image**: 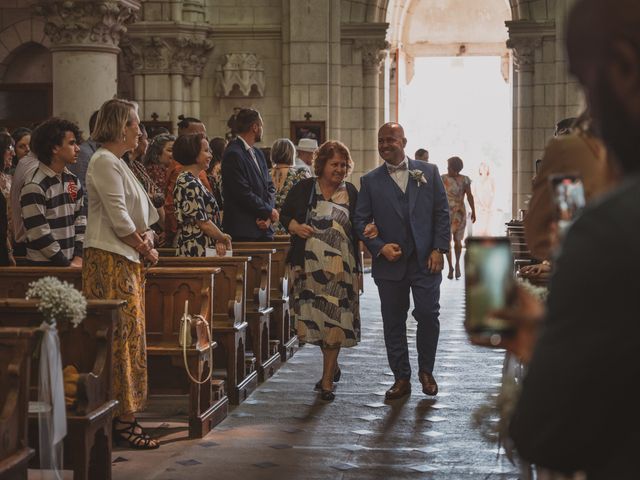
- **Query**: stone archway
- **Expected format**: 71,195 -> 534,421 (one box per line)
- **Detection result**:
352,0 -> 581,214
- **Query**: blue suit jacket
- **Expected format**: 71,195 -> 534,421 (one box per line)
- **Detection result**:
354,159 -> 450,281
221,138 -> 276,240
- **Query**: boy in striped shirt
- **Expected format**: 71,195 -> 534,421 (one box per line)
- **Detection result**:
20,118 -> 85,266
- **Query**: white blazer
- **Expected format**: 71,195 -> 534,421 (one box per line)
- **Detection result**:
84,148 -> 159,263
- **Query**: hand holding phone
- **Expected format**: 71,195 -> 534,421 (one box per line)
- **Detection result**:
464,236 -> 516,344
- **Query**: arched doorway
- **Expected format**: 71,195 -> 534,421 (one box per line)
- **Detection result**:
0,42 -> 52,131
385,0 -> 513,235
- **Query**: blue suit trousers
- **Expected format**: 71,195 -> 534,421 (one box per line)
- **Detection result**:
374,257 -> 441,380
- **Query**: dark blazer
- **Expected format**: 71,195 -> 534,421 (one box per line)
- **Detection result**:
510,177 -> 640,479
0,193 -> 9,266
280,177 -> 361,272
221,138 -> 276,240
353,159 -> 450,281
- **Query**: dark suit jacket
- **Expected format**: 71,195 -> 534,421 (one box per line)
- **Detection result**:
510,176 -> 640,479
221,138 -> 276,240
354,159 -> 450,281
280,178 -> 361,272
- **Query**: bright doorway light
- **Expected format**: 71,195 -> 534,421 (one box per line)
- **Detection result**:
400,56 -> 512,236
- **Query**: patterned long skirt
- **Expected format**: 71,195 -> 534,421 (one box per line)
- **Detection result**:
82,248 -> 148,415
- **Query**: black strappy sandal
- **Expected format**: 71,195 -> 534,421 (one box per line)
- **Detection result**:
114,419 -> 160,450
314,366 -> 341,391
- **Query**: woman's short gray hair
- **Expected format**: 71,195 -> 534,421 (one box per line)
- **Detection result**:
270,138 -> 296,166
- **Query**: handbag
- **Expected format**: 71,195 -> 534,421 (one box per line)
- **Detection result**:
179,300 -> 213,385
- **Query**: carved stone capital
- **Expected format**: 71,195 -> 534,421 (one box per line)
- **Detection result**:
507,37 -> 540,72
357,40 -> 389,74
32,0 -> 140,53
171,36 -> 214,77
120,33 -> 213,76
215,53 -> 265,98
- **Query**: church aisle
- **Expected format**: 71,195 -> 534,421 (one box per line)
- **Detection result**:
113,273 -> 517,480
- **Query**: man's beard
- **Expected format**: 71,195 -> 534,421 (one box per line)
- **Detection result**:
592,75 -> 640,174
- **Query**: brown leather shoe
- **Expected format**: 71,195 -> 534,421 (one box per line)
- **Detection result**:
418,371 -> 438,396
385,379 -> 411,400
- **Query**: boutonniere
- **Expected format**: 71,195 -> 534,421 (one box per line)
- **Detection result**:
409,169 -> 427,187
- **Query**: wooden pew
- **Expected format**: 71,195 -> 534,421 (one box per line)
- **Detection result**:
155,257 -> 258,405
232,248 -> 282,382
0,299 -> 120,480
144,267 -> 229,436
233,241 -> 297,361
0,327 -> 37,480
0,267 -> 82,297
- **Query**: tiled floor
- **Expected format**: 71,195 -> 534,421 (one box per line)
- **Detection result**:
112,272 -> 517,480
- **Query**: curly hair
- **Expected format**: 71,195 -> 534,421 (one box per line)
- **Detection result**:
447,156 -> 464,174
313,140 -> 354,177
30,118 -> 81,166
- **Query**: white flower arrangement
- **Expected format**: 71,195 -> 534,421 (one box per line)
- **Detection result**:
25,276 -> 87,327
409,169 -> 427,187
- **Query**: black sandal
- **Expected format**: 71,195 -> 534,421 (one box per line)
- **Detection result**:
114,419 -> 160,450
320,389 -> 335,401
314,366 -> 341,391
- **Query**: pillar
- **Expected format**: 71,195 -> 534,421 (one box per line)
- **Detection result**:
33,0 -> 140,133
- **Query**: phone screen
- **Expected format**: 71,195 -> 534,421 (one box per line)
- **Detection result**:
464,237 -> 515,337
550,174 -> 585,239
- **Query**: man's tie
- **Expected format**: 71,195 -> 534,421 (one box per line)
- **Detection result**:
387,162 -> 408,174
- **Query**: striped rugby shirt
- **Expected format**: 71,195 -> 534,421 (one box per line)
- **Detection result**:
20,162 -> 86,265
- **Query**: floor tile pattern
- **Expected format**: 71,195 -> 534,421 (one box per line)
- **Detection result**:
112,273 -> 517,479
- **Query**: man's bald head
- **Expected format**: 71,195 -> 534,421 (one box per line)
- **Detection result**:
378,122 -> 407,165
567,0 -> 640,174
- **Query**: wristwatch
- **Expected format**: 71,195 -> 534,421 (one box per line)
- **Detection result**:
435,248 -> 448,254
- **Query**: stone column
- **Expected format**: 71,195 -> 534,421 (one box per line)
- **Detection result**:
33,0 -> 140,133
360,41 -> 387,175
507,37 -> 538,213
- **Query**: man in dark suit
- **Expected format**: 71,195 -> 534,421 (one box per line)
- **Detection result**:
222,108 -> 277,241
495,1 -> 640,478
354,123 -> 450,400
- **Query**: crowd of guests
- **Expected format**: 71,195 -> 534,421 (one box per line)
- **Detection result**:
0,102 -> 386,447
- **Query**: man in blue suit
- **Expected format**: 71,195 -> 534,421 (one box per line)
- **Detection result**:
222,108 -> 278,241
355,122 -> 450,400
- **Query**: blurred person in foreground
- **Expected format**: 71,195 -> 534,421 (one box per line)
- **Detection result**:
492,1 -> 640,478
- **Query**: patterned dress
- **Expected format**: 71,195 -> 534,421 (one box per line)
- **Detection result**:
174,171 -> 222,257
441,174 -> 471,241
145,163 -> 168,196
271,166 -> 309,234
82,248 -> 148,415
293,181 -> 360,348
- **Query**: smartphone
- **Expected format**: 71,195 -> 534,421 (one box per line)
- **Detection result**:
464,237 -> 516,339
549,173 -> 585,239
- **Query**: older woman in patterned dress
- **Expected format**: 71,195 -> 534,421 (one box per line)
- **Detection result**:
82,98 -> 160,449
281,141 -> 377,401
173,133 -> 232,257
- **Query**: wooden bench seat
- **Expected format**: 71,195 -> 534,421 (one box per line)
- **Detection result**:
0,327 -> 37,480
144,267 -> 228,436
233,241 -> 298,361
233,248 -> 282,382
154,257 -> 258,405
0,299 -> 120,480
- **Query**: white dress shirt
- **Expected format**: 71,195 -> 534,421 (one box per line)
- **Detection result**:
385,156 -> 410,193
238,136 -> 261,171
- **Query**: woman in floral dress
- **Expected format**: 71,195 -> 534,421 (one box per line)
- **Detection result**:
270,138 -> 310,233
441,156 -> 476,279
173,133 -> 231,257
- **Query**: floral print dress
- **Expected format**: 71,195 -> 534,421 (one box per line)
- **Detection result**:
271,166 -> 310,234
441,174 -> 471,241
174,171 -> 222,257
